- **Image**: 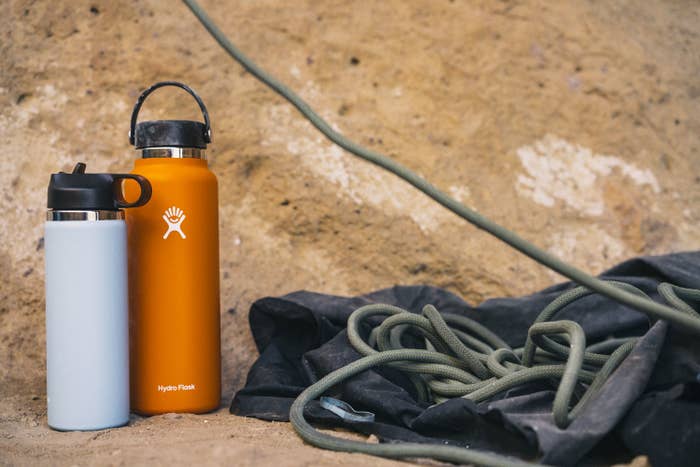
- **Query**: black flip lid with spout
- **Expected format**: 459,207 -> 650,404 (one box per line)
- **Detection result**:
47,163 -> 152,210
129,81 -> 212,149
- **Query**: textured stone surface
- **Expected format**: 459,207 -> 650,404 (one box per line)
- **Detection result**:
1,0 -> 698,464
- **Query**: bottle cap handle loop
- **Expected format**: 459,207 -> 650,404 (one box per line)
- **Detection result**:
129,81 -> 211,146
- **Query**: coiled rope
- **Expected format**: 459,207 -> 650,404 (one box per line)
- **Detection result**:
290,282 -> 698,467
180,1 -> 700,464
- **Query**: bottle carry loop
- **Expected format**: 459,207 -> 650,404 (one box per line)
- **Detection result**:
129,81 -> 212,146
113,173 -> 152,209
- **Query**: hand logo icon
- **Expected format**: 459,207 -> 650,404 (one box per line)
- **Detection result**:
163,206 -> 187,239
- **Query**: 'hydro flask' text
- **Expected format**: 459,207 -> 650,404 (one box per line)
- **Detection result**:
157,384 -> 196,393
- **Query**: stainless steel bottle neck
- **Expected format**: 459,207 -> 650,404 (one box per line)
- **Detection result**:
139,147 -> 206,160
47,210 -> 125,221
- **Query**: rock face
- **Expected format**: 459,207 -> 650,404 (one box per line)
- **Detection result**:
0,0 -> 698,464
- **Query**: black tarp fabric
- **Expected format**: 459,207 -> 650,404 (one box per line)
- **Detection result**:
231,252 -> 700,466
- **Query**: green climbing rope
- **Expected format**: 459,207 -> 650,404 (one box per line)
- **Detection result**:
289,280 -> 698,467
288,280 -> 699,466
180,1 -> 700,464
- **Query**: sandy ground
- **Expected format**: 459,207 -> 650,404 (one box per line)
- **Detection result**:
1,0 -> 698,465
1,396 -> 409,466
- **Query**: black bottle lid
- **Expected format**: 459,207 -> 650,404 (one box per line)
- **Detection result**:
47,163 -> 152,210
133,120 -> 208,149
129,81 -> 212,149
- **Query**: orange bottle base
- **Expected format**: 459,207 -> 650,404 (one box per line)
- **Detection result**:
131,400 -> 220,416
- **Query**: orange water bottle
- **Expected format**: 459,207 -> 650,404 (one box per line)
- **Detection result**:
125,82 -> 220,414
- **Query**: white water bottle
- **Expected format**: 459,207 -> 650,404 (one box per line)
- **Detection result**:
44,163 -> 151,430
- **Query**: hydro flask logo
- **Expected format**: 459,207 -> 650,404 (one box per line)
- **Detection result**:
162,206 -> 187,239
